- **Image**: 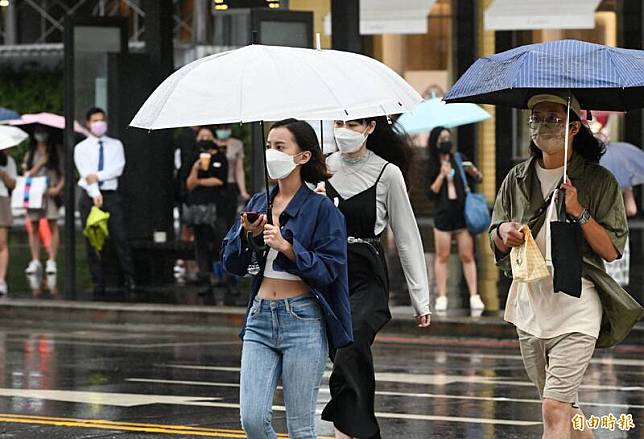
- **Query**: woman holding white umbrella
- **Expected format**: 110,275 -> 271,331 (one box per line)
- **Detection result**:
321,116 -> 431,439
222,119 -> 351,439
129,42 -> 425,438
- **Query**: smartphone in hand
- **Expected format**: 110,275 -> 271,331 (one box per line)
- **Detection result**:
243,211 -> 261,223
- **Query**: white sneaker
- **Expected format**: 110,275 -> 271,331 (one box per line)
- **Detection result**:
0,280 -> 7,296
470,294 -> 485,311
46,260 -> 57,275
435,296 -> 448,312
25,260 -> 43,275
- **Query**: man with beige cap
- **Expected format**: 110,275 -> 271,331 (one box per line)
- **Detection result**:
489,91 -> 641,438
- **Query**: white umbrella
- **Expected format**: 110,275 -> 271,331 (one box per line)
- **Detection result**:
0,125 -> 28,150
130,44 -> 422,129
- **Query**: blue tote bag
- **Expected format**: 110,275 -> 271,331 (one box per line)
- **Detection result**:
454,153 -> 491,235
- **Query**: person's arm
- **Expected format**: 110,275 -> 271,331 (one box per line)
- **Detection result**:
385,166 -> 432,319
236,159 -> 250,197
464,164 -> 483,182
0,171 -> 16,190
186,160 -> 200,191
234,147 -> 250,198
623,188 -> 638,218
48,175 -> 65,196
74,143 -> 101,199
198,177 -> 225,187
96,140 -> 125,182
25,153 -> 47,177
429,172 -> 445,194
489,171 -> 525,272
562,177 -> 624,263
0,159 -> 17,190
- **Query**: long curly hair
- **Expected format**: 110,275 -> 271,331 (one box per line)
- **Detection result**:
529,112 -> 606,163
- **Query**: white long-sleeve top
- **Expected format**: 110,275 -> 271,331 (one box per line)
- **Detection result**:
74,135 -> 125,198
327,151 -> 431,316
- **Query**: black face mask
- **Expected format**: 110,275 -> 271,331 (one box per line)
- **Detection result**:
196,139 -> 215,152
437,141 -> 452,154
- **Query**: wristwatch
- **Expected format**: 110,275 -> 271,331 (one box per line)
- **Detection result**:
575,208 -> 592,225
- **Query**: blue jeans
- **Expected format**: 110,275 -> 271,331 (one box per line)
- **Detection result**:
240,295 -> 328,439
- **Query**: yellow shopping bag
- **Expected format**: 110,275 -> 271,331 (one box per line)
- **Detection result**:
510,225 -> 549,282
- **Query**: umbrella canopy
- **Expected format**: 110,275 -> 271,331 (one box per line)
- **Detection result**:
8,112 -> 88,135
83,206 -> 110,252
0,107 -> 20,121
130,44 -> 422,129
395,96 -> 491,134
0,125 -> 29,150
600,142 -> 644,189
444,39 -> 644,111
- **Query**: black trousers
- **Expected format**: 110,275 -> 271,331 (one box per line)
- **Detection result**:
322,244 -> 390,439
79,192 -> 134,288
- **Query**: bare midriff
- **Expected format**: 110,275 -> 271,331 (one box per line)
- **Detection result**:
258,277 -> 310,300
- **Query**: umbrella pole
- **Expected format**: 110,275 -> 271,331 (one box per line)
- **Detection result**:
563,94 -> 571,182
320,120 -> 324,152
260,119 -> 272,225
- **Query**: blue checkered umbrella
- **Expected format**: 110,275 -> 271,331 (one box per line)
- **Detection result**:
444,40 -> 644,111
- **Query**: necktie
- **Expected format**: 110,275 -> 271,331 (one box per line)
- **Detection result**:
98,140 -> 104,188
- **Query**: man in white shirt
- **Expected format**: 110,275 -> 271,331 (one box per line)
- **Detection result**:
74,107 -> 135,295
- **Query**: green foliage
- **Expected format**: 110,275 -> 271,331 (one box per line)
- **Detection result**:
0,66 -> 63,163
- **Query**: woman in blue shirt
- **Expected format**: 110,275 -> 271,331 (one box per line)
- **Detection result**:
221,119 -> 352,439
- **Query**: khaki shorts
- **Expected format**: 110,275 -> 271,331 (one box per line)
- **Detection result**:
517,328 -> 596,405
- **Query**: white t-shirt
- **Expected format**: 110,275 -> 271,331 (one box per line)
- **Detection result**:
0,156 -> 17,197
504,162 -> 603,339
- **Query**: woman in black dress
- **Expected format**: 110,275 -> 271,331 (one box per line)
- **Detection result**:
321,116 -> 431,439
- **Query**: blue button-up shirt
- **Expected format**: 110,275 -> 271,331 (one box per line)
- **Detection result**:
221,184 -> 353,349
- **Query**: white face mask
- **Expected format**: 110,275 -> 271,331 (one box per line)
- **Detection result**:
334,127 -> 368,154
265,148 -> 302,180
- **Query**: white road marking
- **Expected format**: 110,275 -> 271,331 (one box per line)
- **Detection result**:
0,388 -> 221,407
0,388 -> 541,427
158,365 -> 644,392
421,351 -> 644,367
7,338 -> 239,349
126,378 -> 644,409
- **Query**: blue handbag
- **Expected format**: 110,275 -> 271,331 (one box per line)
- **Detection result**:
454,153 -> 491,235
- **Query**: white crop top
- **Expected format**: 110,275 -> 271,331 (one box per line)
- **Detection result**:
263,248 -> 302,281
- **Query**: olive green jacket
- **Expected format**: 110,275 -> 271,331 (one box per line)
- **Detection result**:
489,153 -> 644,348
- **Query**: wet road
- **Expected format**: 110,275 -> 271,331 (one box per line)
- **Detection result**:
0,324 -> 641,438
